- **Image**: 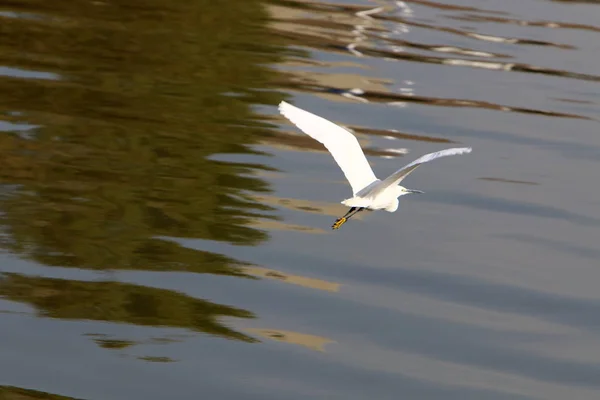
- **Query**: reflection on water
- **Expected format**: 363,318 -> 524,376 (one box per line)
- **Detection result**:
0,0 -> 285,346
271,1 -> 594,119
246,328 -> 335,352
0,273 -> 257,342
93,338 -> 136,350
243,266 -> 340,292
0,386 -> 80,400
86,332 -> 190,363
479,177 -> 539,186
3,0 -> 600,399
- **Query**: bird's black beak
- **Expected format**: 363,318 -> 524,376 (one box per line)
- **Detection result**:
407,189 -> 424,194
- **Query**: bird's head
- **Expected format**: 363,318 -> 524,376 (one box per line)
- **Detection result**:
398,186 -> 424,196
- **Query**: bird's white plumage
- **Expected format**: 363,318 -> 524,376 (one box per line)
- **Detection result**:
278,100 -> 472,217
278,101 -> 377,195
365,147 -> 472,198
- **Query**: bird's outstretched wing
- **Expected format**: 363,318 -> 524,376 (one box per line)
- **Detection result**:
278,101 -> 377,195
371,147 -> 472,194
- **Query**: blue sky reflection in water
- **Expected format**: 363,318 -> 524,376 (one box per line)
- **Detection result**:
1,0 -> 600,399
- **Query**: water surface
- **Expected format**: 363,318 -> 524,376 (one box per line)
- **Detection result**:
1,0 -> 600,399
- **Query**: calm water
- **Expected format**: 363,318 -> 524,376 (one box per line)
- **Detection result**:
1,0 -> 600,399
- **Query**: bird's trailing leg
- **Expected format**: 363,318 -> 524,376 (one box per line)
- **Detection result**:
332,207 -> 365,230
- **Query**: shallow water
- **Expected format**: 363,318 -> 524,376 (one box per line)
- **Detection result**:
1,0 -> 600,399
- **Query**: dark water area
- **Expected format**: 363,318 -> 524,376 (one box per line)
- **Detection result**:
1,0 -> 600,399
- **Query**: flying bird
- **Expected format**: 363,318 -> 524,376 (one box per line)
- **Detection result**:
278,101 -> 472,229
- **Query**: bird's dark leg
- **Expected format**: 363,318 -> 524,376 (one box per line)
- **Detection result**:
332,207 -> 365,230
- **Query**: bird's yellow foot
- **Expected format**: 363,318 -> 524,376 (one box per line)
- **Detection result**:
332,217 -> 347,230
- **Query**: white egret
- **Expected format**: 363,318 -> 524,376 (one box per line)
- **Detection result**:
278,101 -> 472,229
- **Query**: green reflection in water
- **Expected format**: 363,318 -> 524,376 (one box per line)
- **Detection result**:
0,386 -> 82,400
0,0 -> 286,269
0,0 -> 289,339
0,273 -> 258,342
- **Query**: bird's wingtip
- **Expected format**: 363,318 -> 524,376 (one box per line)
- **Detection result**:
278,101 -> 293,119
278,101 -> 294,116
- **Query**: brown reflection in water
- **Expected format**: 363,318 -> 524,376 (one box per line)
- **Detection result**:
380,36 -> 510,59
0,273 -> 258,342
276,0 -> 573,49
274,0 -> 369,15
253,193 -> 365,217
0,386 -> 82,400
247,218 -> 328,234
552,97 -> 596,105
448,13 -> 600,34
94,338 -> 136,350
407,0 -> 509,14
270,1 -> 593,120
86,332 -> 188,361
247,194 -> 371,233
371,13 -> 576,50
275,12 -> 510,58
353,127 -> 455,144
243,266 -> 340,292
479,177 -> 539,186
246,328 -> 334,352
138,356 -> 176,363
266,124 -> 412,159
278,77 -> 590,120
